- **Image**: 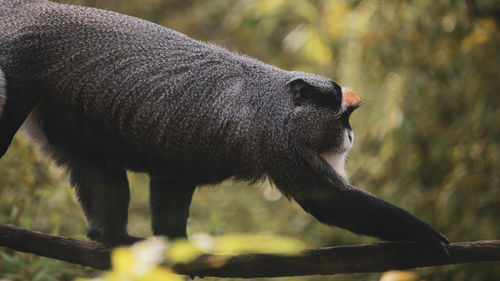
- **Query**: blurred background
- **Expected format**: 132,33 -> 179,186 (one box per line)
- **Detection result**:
0,0 -> 499,280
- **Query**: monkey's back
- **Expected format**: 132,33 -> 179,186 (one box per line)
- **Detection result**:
0,0 -> 292,182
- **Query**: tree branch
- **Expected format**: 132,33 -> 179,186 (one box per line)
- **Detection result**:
1,223 -> 499,278
174,240 -> 500,278
0,223 -> 111,270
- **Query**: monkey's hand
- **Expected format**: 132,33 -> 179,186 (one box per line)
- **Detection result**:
281,150 -> 450,256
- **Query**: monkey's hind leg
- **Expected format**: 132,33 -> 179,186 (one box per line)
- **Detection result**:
0,68 -> 38,158
149,176 -> 196,239
68,158 -> 138,245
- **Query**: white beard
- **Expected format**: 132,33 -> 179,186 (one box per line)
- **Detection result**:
320,129 -> 353,180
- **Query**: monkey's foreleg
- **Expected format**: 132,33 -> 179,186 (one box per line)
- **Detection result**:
294,182 -> 449,253
275,151 -> 449,255
69,159 -> 137,245
149,176 -> 196,239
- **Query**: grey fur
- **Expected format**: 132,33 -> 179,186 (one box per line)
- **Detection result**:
0,0 -> 449,252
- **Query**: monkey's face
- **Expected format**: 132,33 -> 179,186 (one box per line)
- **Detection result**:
319,87 -> 359,178
285,74 -> 360,179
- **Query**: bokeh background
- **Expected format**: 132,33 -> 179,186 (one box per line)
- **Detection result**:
0,0 -> 499,280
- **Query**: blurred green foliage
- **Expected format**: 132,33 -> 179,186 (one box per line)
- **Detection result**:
1,0 -> 499,280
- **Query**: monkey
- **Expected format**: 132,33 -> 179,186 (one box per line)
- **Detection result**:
0,0 -> 449,254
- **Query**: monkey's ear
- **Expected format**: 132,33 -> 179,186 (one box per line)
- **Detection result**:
288,79 -> 317,106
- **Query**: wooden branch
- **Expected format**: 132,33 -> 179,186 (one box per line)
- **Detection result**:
174,240 -> 500,278
1,223 -> 499,278
0,223 -> 111,270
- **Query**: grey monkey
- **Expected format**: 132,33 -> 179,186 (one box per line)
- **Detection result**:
0,0 -> 449,253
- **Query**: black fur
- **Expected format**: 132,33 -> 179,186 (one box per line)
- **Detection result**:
0,0 -> 448,252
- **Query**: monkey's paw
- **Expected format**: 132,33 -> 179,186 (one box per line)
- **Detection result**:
396,219 -> 450,257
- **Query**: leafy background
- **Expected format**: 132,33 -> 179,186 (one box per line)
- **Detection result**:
0,0 -> 499,280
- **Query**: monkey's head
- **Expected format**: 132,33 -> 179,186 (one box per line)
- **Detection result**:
284,72 -> 360,179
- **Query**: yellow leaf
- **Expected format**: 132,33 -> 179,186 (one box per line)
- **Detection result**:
111,247 -> 137,274
379,270 -> 419,281
139,268 -> 184,281
166,239 -> 203,264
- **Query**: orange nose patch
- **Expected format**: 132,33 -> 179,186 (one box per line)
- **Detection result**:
341,87 -> 360,108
